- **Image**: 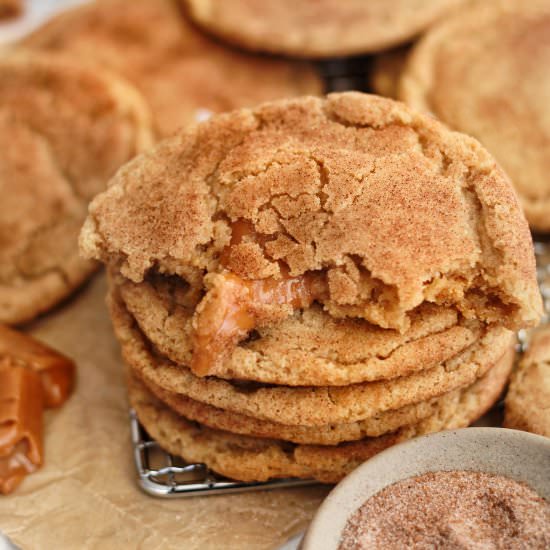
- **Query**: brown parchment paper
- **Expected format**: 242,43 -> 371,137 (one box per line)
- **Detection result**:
0,273 -> 328,550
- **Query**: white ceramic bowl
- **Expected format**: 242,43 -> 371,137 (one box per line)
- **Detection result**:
302,428 -> 550,550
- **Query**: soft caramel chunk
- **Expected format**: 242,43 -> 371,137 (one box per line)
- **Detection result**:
0,324 -> 75,408
191,220 -> 326,375
0,365 -> 43,494
192,269 -> 323,375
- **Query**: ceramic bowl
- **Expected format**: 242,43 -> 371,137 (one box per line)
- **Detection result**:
302,428 -> 550,550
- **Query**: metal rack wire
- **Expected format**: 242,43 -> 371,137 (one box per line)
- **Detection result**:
130,409 -> 317,498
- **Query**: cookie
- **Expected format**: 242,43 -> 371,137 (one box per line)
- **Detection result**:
129,343 -> 513,483
82,93 -> 539,384
400,0 -> 550,231
140,344 -> 515,445
505,326 -> 550,437
369,47 -> 410,99
23,0 -> 322,138
0,51 -> 152,325
117,270 -> 482,386
181,0 -> 467,58
110,286 -> 514,427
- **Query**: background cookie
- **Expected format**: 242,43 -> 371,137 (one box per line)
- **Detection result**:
129,343 -> 512,483
400,0 -> 550,231
24,0 -> 323,138
181,0 -> 467,58
369,46 -> 410,99
0,51 -> 152,325
505,326 -> 550,437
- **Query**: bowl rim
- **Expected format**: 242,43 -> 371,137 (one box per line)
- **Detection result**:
302,427 -> 550,550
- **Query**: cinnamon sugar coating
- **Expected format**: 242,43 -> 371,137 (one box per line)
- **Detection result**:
401,0 -> 550,231
339,471 -> 550,549
128,344 -> 513,483
181,0 -> 466,57
0,51 -> 152,325
24,0 -> 322,138
82,93 -> 541,345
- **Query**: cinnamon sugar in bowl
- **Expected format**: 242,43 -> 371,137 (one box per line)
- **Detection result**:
302,428 -> 550,550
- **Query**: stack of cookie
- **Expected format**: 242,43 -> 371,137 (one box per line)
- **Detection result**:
81,93 -> 541,482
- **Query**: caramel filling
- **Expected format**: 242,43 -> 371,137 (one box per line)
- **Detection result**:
0,440 -> 36,495
191,220 -> 325,375
0,365 -> 44,495
0,324 -> 75,408
0,326 -> 75,494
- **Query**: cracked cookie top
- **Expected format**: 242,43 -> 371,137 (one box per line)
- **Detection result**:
0,51 -> 153,325
400,0 -> 550,232
181,0 -> 467,58
23,0 -> 323,138
82,93 -> 541,344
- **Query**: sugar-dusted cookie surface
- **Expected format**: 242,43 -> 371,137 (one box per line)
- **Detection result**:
505,326 -> 550,437
24,0 -> 322,138
129,345 -> 513,483
0,51 -> 152,325
401,0 -> 550,232
181,0 -> 466,57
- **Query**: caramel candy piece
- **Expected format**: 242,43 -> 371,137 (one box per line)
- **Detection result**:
0,365 -> 43,494
0,324 -> 75,408
192,220 -> 325,375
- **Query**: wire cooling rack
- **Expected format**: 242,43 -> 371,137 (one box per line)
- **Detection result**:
130,409 -> 317,498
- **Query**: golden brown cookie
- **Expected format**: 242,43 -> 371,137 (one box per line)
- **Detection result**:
0,51 -> 152,325
369,47 -> 410,99
400,0 -> 550,232
23,0 -> 322,138
129,344 -> 513,483
117,270 -> 483,386
82,93 -> 539,384
140,344 -> 515,445
181,0 -> 467,58
505,326 -> 550,437
110,286 -> 514,427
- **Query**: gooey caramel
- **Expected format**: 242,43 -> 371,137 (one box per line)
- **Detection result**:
0,324 -> 75,408
0,325 -> 75,494
0,365 -> 43,495
191,220 -> 325,376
